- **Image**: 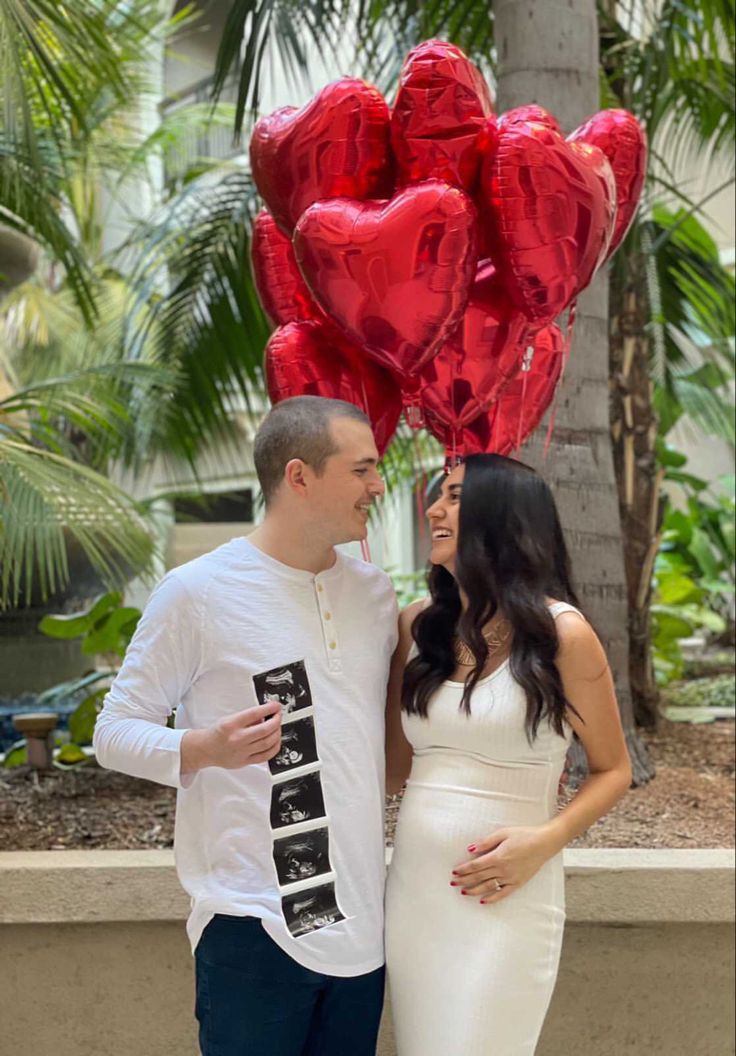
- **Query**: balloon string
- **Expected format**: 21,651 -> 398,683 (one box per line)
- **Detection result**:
490,399 -> 502,452
515,369 -> 530,453
412,428 -> 428,552
543,301 -> 577,458
514,343 -> 535,453
359,354 -> 373,564
445,426 -> 460,472
359,372 -> 370,416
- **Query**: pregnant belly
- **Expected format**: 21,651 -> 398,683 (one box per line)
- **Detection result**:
393,780 -> 531,868
389,778 -> 565,915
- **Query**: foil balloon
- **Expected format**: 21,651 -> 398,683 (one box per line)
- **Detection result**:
462,325 -> 565,455
265,320 -> 403,457
251,210 -> 322,326
418,261 -> 532,432
568,109 -> 647,260
391,39 -> 494,193
479,106 -> 617,327
293,180 -> 478,385
502,105 -> 560,133
250,79 -> 393,236
425,323 -> 565,457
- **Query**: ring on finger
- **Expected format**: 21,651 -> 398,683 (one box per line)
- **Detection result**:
492,879 -> 503,892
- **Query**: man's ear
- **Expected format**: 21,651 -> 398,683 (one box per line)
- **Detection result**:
284,458 -> 309,495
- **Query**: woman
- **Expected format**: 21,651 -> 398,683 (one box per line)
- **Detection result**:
385,455 -> 631,1056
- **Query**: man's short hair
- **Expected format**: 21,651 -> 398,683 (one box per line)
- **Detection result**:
254,396 -> 369,506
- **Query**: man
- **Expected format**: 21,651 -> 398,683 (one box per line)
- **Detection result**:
93,396 -> 397,1056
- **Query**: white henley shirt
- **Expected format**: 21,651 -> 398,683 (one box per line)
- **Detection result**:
93,537 -> 398,976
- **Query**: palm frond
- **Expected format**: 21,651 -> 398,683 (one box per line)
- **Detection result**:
0,134 -> 95,317
121,166 -> 271,466
1,360 -> 176,465
0,438 -> 155,609
0,0 -> 166,317
641,203 -> 735,443
211,0 -> 494,135
600,0 -> 735,173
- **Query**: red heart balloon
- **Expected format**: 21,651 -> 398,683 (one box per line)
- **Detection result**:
250,79 -> 393,236
293,180 -> 478,385
418,261 -> 532,431
391,39 -> 494,193
463,326 -> 565,455
251,210 -> 322,326
568,109 -> 647,260
502,105 -> 560,133
425,324 -> 565,457
265,320 -> 403,457
479,106 -> 617,326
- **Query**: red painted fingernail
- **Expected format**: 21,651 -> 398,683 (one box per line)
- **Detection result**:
461,890 -> 469,895
450,881 -> 460,887
467,845 -> 477,853
452,870 -> 460,876
480,900 -> 487,905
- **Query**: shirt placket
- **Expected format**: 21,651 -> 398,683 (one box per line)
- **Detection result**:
314,575 -> 342,672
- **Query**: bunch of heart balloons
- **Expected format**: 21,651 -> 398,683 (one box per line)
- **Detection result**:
250,39 -> 646,460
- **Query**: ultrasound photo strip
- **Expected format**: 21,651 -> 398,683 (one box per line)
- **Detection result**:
270,771 -> 327,830
272,826 -> 332,888
253,660 -> 312,716
258,659 -> 345,938
268,715 -> 319,776
281,880 -> 346,939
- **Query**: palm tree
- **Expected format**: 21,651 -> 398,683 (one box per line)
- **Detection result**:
488,0 -> 653,780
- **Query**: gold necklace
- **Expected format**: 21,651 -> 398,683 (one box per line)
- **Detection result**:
454,618 -> 512,666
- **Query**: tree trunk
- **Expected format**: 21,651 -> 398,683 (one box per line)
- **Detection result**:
493,0 -> 654,783
609,277 -> 663,728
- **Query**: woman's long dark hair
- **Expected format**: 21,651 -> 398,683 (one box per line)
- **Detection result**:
402,454 -> 583,740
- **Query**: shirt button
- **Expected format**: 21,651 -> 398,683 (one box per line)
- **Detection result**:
317,585 -> 323,592
324,612 -> 332,620
329,641 -> 337,650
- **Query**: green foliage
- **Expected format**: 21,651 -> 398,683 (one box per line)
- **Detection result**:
651,451 -> 734,683
0,592 -> 143,766
649,206 -> 735,441
39,591 -> 140,658
664,674 -> 735,710
36,593 -> 142,755
0,0 -> 166,318
2,669 -> 111,765
55,743 -> 88,766
2,740 -> 27,768
683,649 -> 736,678
0,422 -> 157,608
0,2 -> 264,605
388,569 -> 427,609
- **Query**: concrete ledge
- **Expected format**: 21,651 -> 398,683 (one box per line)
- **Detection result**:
0,848 -> 733,925
1,849 -> 733,1056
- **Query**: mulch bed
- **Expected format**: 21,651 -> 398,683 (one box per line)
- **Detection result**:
1,717 -> 733,852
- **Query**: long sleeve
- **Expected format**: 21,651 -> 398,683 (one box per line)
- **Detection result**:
93,571 -> 203,788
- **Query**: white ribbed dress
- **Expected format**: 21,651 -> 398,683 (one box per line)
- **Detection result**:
385,603 -> 578,1056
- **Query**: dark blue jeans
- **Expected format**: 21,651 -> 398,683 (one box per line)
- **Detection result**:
195,915 -> 385,1056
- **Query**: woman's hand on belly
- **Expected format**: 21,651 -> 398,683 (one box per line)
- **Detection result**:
450,826 -> 557,904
